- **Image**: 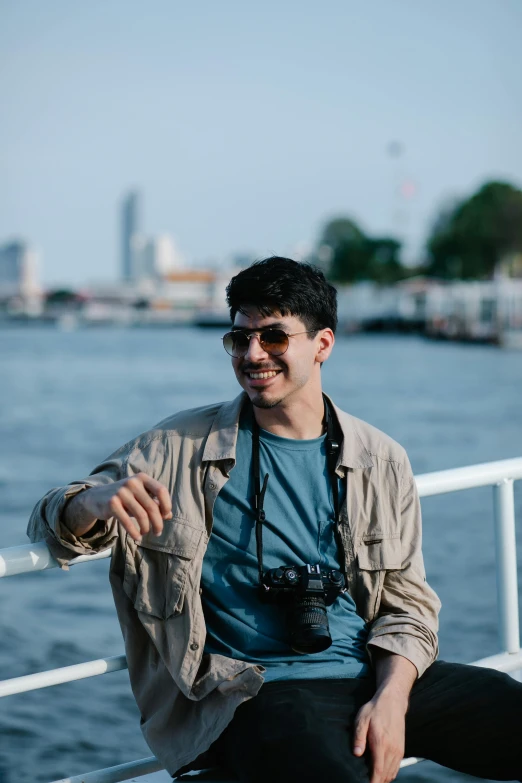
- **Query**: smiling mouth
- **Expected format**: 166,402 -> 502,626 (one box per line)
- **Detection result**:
246,370 -> 281,380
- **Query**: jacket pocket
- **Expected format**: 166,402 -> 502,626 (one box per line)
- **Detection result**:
355,537 -> 402,622
123,517 -> 204,620
357,536 -> 402,571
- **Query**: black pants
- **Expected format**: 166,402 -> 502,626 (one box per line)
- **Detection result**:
213,662 -> 522,782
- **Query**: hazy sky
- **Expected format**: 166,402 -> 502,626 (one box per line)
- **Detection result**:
2,0 -> 522,285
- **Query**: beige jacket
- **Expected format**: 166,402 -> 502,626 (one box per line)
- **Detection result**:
27,392 -> 440,776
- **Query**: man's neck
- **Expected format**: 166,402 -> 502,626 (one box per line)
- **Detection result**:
252,395 -> 326,440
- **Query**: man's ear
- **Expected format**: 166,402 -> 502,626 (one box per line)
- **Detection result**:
316,329 -> 335,364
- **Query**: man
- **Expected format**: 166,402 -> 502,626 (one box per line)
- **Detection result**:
28,257 -> 521,782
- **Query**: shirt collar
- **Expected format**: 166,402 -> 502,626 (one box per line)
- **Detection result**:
202,391 -> 374,470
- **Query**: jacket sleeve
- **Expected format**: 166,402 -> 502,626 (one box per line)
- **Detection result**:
366,457 -> 441,677
26,441 -> 136,568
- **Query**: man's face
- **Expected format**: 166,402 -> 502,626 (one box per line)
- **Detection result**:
230,307 -> 325,409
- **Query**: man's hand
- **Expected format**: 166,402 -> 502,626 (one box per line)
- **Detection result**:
353,688 -> 407,783
64,473 -> 172,541
353,650 -> 417,783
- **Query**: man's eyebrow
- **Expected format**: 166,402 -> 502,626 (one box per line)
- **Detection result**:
231,321 -> 287,331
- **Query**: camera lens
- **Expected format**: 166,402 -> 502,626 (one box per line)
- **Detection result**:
288,595 -> 332,654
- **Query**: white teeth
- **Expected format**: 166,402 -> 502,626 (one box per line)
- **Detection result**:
249,371 -> 278,379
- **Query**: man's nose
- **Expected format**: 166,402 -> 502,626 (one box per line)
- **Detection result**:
244,334 -> 269,362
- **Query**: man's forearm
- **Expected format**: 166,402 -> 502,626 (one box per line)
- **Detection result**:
373,648 -> 418,708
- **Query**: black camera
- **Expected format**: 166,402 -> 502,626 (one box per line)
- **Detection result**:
260,564 -> 346,654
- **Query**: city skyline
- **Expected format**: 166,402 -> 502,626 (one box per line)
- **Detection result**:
2,1 -> 522,285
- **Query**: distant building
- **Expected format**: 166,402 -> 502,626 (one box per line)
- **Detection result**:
132,234 -> 182,280
154,234 -> 183,275
0,240 -> 39,297
162,269 -> 215,308
120,190 -> 184,282
121,191 -> 140,281
0,239 -> 42,316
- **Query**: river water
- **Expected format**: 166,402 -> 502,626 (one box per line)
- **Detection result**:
0,327 -> 521,783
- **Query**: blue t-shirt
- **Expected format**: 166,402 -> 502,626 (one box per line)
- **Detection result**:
201,407 -> 370,681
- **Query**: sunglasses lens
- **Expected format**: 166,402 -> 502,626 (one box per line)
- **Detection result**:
259,329 -> 288,355
223,332 -> 249,357
223,329 -> 290,357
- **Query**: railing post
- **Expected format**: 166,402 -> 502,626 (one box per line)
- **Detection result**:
493,479 -> 520,654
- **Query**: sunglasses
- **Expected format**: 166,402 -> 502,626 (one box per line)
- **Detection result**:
222,328 -> 316,358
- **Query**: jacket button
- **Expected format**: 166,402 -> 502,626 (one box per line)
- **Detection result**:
190,642 -> 199,651
209,482 -> 216,490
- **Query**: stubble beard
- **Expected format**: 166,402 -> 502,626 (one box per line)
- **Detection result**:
238,361 -> 286,409
245,369 -> 309,410
251,395 -> 282,409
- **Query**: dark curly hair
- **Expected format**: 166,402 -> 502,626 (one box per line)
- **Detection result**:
226,256 -> 338,334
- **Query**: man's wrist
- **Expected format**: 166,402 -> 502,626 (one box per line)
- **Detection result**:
372,649 -> 417,709
373,682 -> 410,711
63,489 -> 97,537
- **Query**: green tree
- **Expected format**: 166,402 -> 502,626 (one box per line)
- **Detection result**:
319,217 -> 366,250
46,289 -> 81,304
366,238 -> 403,284
426,181 -> 522,279
317,217 -> 405,284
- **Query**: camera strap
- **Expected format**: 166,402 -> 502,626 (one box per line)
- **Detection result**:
323,398 -> 346,582
252,417 -> 269,587
251,395 -> 345,589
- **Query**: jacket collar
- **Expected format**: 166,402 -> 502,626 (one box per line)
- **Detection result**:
326,395 -> 374,470
202,391 -> 374,470
202,392 -> 245,463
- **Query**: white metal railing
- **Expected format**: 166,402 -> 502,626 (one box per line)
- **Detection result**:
0,654 -> 127,698
50,756 -> 165,783
415,457 -> 522,655
0,540 -> 111,579
1,457 -> 521,783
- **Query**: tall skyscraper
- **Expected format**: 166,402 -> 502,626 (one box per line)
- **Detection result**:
121,191 -> 140,281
